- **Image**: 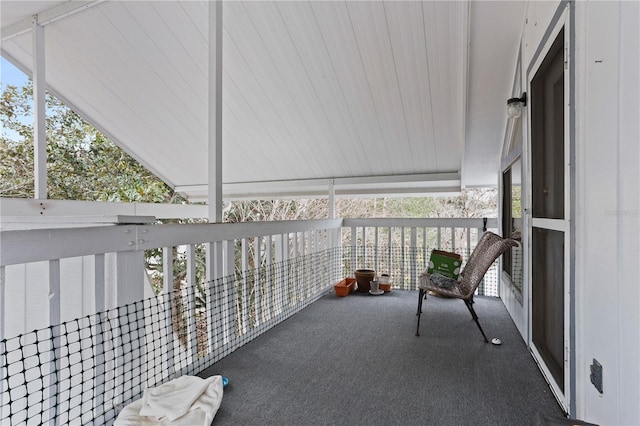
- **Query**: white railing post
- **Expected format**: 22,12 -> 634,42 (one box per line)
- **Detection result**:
374,227 -> 379,273
45,259 -> 60,424
241,238 -> 249,334
400,227 -> 406,287
162,247 -> 175,376
206,241 -> 223,355
223,240 -> 234,345
350,226 -> 356,273
265,236 -> 273,321
93,254 -> 106,417
386,227 -> 392,280
253,237 -> 261,326
0,266 -> 4,423
186,245 -> 198,360
410,227 -> 417,289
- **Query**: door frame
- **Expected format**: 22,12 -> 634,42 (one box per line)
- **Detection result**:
525,4 -> 573,414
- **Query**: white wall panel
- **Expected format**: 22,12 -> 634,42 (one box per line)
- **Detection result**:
573,1 -> 640,424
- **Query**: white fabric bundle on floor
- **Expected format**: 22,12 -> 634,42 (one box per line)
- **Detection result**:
115,375 -> 224,425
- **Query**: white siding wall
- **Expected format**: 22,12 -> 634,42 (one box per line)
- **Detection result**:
574,1 -> 640,424
507,1 -> 640,424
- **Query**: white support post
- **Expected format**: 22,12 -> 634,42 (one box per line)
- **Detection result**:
241,239 -> 249,334
223,240 -> 234,345
401,227 -> 406,288
32,16 -> 47,199
265,236 -> 273,321
110,251 -> 144,409
328,179 -> 335,219
410,227 -> 418,289
46,259 -> 60,424
206,0 -> 224,350
253,237 -> 261,326
206,241 -> 223,353
274,235 -> 284,315
93,255 -> 106,415
292,233 -> 298,303
450,227 -> 456,252
374,227 -> 379,273
350,226 -> 356,272
186,245 -> 198,360
162,247 -> 175,375
361,226 -> 367,267
0,266 -> 4,342
208,0 -> 223,223
387,227 -> 392,279
423,227 -> 428,269
0,266 -> 5,422
328,179 -> 336,285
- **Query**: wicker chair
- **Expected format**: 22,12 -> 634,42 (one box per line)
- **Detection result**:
415,231 -> 518,342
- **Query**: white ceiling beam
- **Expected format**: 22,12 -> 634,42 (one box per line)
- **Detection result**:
176,172 -> 461,201
2,1 -> 104,42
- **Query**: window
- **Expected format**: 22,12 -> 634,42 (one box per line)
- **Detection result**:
502,158 -> 523,294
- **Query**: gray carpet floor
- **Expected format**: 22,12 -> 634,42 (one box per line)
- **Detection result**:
199,289 -> 565,425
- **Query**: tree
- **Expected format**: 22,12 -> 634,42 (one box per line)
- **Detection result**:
1,82 -> 176,202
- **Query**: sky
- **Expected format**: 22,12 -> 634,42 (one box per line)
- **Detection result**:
0,57 -> 29,90
1,57 -> 32,140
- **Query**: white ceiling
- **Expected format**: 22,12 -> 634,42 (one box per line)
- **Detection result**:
0,1 -> 525,200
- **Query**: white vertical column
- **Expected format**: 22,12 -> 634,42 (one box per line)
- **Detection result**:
253,237 -> 261,326
328,180 -> 336,283
46,260 -> 60,424
328,179 -> 335,219
0,266 -> 4,343
186,245 -> 197,360
205,241 -> 222,353
208,0 -> 223,223
0,266 -> 5,422
162,247 -> 175,375
32,16 -> 47,199
241,238 -> 249,334
410,228 -> 418,289
93,255 -> 106,415
206,0 -> 224,354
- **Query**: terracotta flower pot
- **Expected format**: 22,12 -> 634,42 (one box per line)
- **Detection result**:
354,269 -> 376,292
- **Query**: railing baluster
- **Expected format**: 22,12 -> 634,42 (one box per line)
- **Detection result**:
387,227 -> 392,280
374,227 -> 379,273
0,266 -> 5,423
423,227 -> 427,271
93,254 -> 106,417
162,247 -> 175,376
254,237 -> 261,327
350,226 -> 356,273
265,236 -> 273,321
186,245 -> 198,360
46,259 -> 61,424
223,240 -> 234,345
410,227 -> 417,289
401,227 -> 406,288
241,239 -> 249,335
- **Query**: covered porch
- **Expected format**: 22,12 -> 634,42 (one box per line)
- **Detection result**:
0,216 -> 548,424
1,1 -> 638,425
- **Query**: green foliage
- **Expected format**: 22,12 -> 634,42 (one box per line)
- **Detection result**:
0,82 -> 175,202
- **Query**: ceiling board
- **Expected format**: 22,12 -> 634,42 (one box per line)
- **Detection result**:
1,0 -> 527,199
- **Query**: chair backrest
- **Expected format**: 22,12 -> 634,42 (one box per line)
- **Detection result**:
458,231 -> 519,297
